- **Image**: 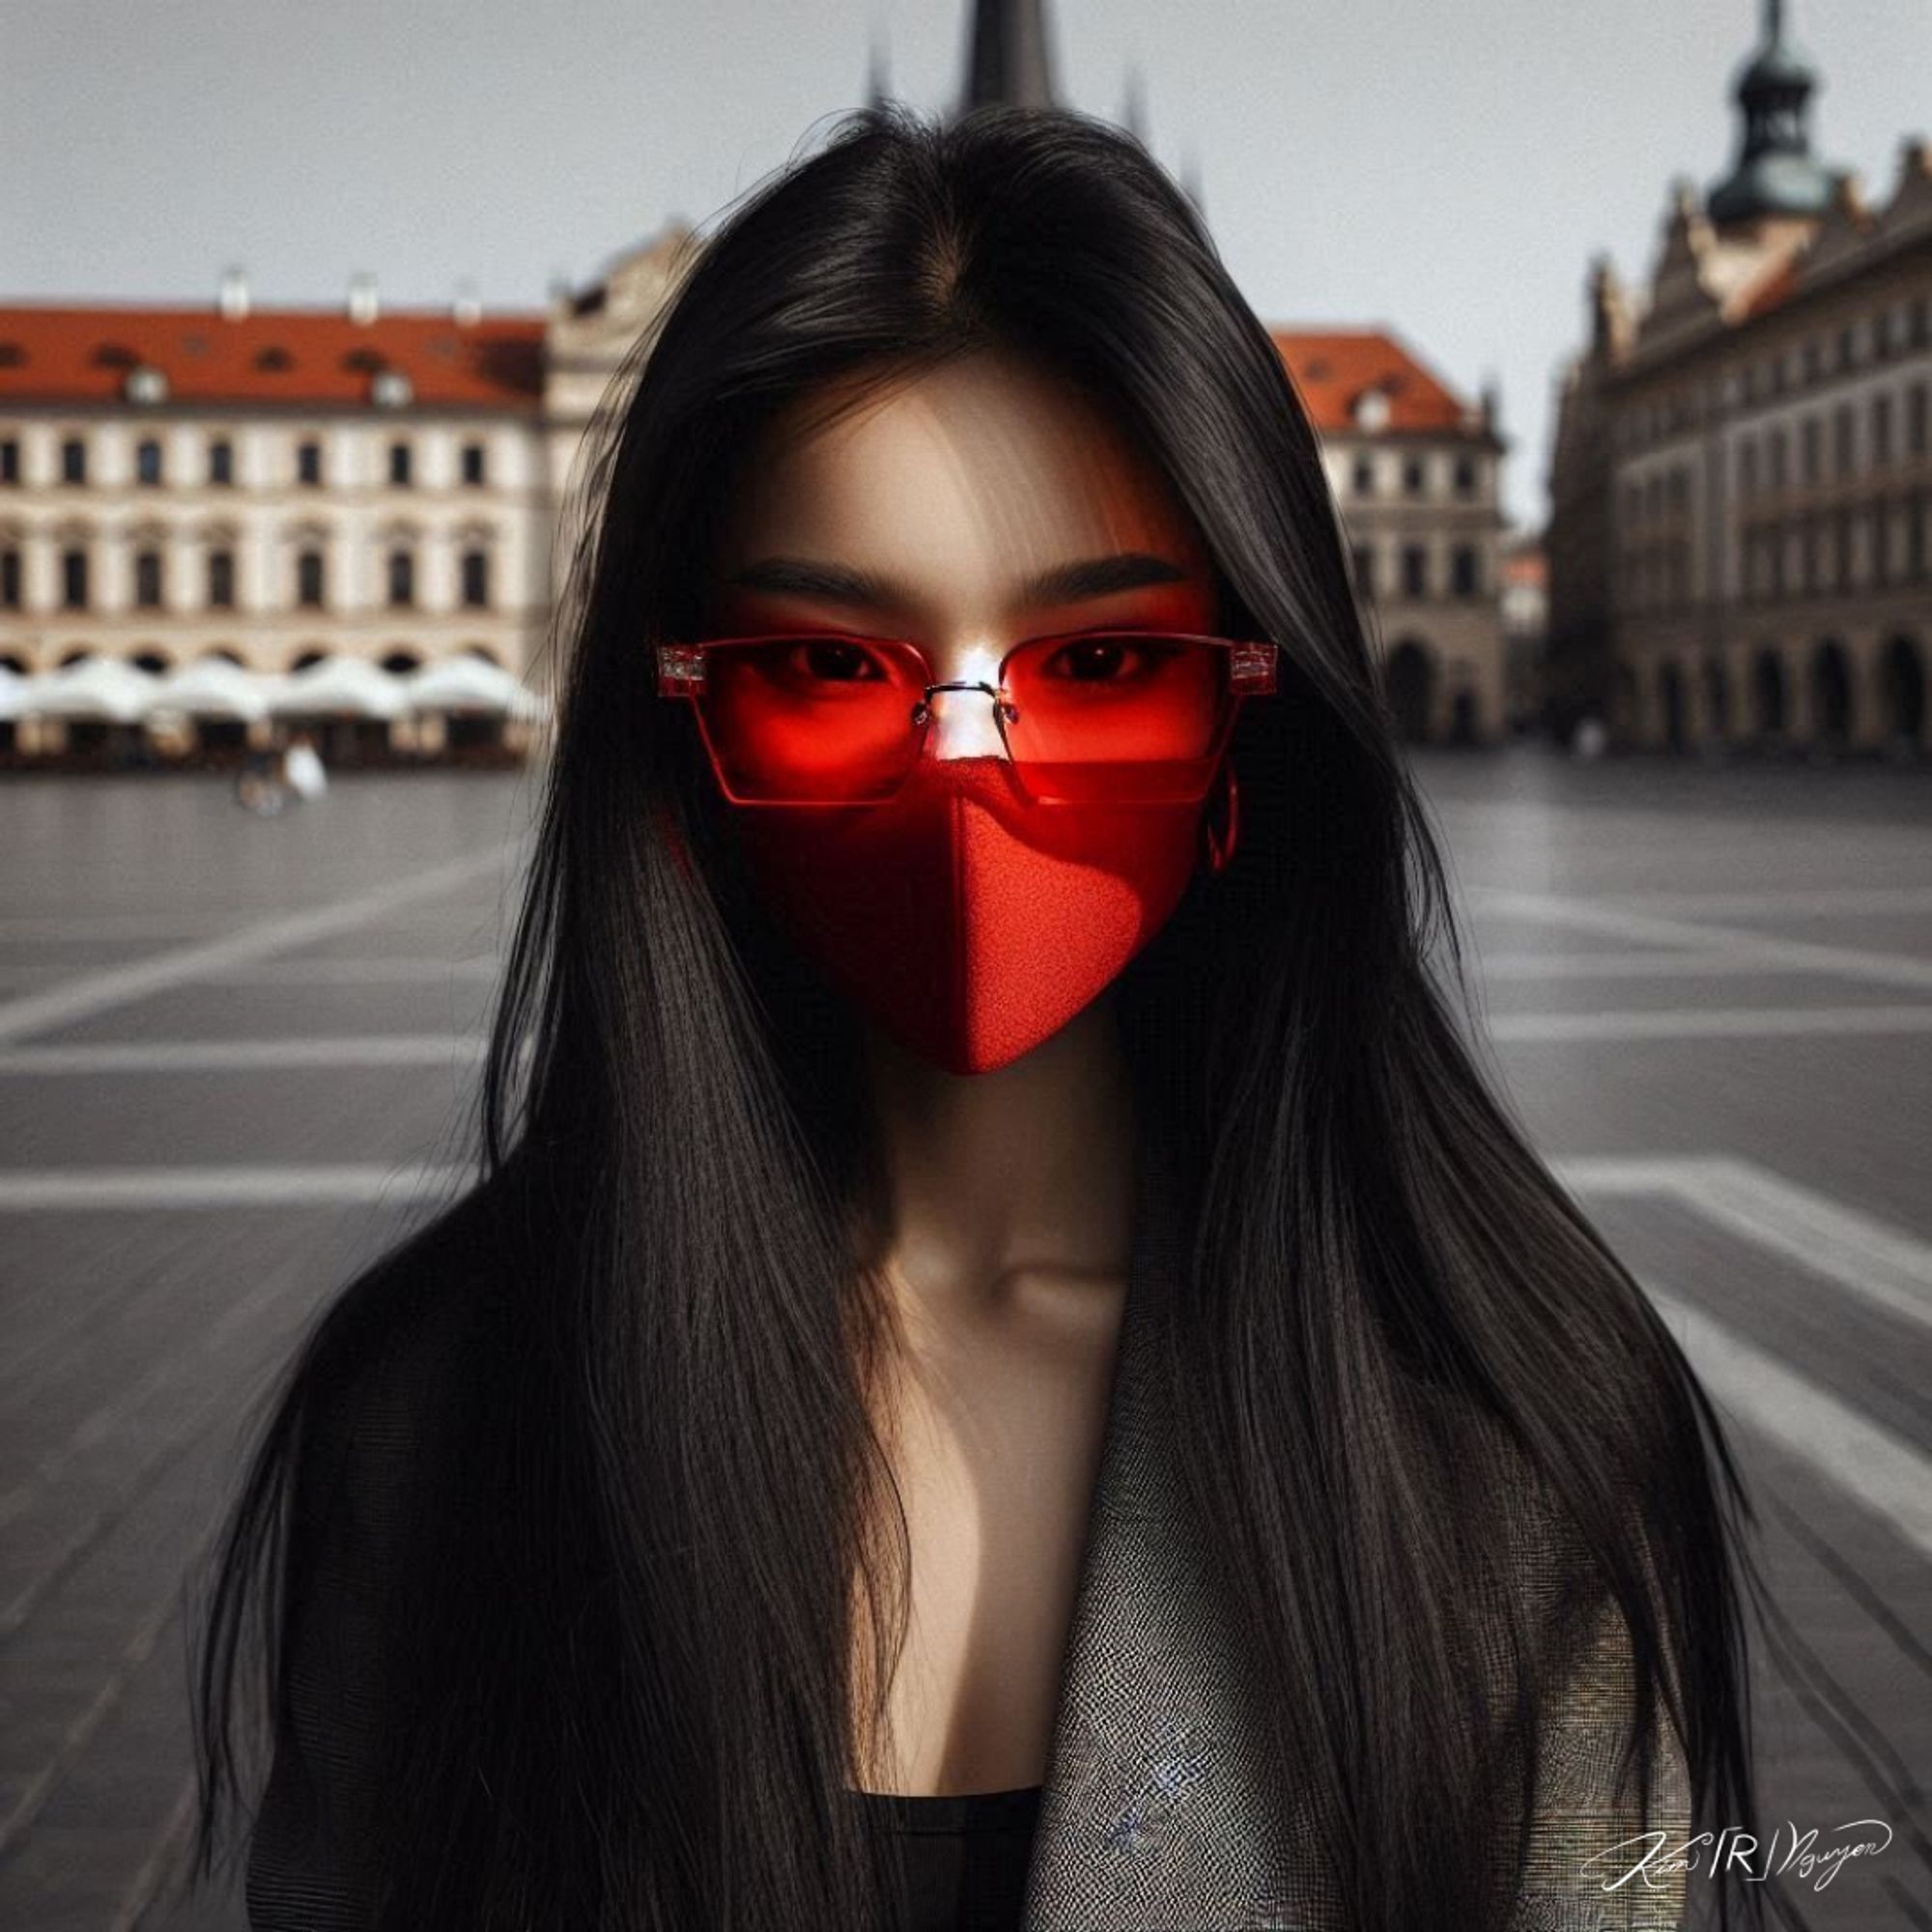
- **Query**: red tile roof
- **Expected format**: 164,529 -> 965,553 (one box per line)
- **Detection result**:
1501,545 -> 1547,587
1734,254 -> 1801,322
1268,327 -> 1475,435
0,303 -> 547,411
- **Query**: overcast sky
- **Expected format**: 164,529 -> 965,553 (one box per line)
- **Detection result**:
4,0 -> 1925,528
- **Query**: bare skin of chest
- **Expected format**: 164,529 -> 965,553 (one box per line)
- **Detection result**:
850,1270 -> 1128,1798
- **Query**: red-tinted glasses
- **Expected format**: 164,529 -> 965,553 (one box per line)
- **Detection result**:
655,629 -> 1279,806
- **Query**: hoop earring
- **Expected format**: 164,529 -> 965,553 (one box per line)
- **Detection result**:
1201,758 -> 1239,877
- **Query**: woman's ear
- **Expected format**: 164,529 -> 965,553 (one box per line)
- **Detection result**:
1199,755 -> 1239,877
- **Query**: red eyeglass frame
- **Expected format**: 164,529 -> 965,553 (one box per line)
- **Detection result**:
654,629 -> 1280,808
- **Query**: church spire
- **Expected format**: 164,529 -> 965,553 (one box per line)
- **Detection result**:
1706,0 -> 1836,226
957,0 -> 1059,114
1121,62 -> 1149,146
865,26 -> 891,110
1179,141 -> 1204,219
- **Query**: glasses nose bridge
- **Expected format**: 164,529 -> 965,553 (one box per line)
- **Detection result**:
910,675 -> 1017,734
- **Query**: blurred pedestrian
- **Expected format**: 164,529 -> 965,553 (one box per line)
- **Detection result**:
283,729 -> 328,802
232,748 -> 287,816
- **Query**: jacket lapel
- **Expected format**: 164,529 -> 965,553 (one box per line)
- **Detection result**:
1021,1121 -> 1317,1930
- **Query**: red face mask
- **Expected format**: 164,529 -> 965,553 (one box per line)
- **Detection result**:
726,753 -> 1227,1075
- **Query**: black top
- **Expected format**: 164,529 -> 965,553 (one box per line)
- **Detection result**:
846,1783 -> 1044,1932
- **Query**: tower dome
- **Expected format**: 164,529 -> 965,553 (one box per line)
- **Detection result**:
1706,0 -> 1837,226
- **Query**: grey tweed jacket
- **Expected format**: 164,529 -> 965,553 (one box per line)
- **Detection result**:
244,1135 -> 1692,1931
1017,1140 -> 1692,1932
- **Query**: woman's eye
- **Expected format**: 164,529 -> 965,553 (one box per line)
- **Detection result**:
1043,637 -> 1172,681
786,638 -> 886,682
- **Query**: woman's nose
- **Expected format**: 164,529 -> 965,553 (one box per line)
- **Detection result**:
922,641 -> 1009,760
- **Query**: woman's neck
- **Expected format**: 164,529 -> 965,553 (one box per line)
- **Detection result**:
860,994 -> 1138,1320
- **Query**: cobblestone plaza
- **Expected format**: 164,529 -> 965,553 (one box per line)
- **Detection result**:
0,750 -> 1926,1928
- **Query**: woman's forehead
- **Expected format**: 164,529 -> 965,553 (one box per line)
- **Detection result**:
715,353 -> 1210,585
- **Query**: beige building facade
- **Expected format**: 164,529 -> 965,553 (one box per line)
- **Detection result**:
1302,351 -> 1510,745
1547,3 -> 1931,754
0,283 -> 554,762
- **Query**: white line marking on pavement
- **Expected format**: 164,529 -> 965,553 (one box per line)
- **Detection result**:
0,839 -> 526,1046
1645,1285 -> 1932,1563
1470,949 -> 1870,979
1555,1153 -> 1932,1338
207,956 -> 502,984
1469,890 -> 1932,994
0,1165 -> 472,1209
0,914 -> 234,941
0,1036 -> 488,1073
1487,1006 -> 1932,1040
1594,888 -> 1932,918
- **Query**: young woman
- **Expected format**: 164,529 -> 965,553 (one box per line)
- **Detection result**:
189,103 -> 1774,1931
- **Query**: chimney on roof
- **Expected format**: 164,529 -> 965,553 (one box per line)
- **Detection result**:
452,278 -> 482,326
348,271 -> 380,326
218,266 -> 249,321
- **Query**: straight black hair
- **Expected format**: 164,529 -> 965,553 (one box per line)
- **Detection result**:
186,101 -> 1776,1929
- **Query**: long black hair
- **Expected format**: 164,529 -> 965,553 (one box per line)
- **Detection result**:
186,101 -> 1774,1930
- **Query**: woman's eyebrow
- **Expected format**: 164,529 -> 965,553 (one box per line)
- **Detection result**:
724,551 -> 1194,610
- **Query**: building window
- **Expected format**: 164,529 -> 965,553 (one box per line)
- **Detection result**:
134,549 -> 164,608
296,549 -> 326,608
461,440 -> 487,486
1350,455 -> 1376,497
61,547 -> 89,608
1833,403 -> 1855,479
1909,384 -> 1928,459
1452,454 -> 1476,497
1739,438 -> 1758,498
1402,456 -> 1426,497
1803,338 -> 1821,382
1401,544 -> 1428,598
1836,324 -> 1855,370
61,437 -> 87,485
209,439 -> 234,486
208,550 -> 236,609
1801,416 -> 1820,486
1450,545 -> 1480,597
0,549 -> 19,608
0,439 -> 18,484
1875,498 -> 1893,586
136,438 -> 163,486
1349,544 -> 1374,597
1872,393 -> 1894,468
388,440 -> 412,487
460,549 -> 491,609
387,549 -> 415,608
1769,427 -> 1788,491
297,440 -> 323,486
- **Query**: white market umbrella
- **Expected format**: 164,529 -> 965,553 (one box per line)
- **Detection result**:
403,655 -> 550,722
149,657 -> 272,722
21,658 -> 157,724
0,665 -> 28,723
269,657 -> 408,721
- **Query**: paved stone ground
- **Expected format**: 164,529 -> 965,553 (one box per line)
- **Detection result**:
0,750 -> 1926,1930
